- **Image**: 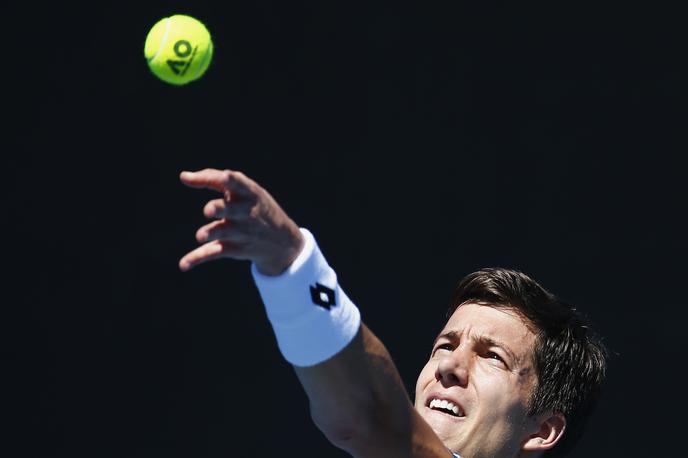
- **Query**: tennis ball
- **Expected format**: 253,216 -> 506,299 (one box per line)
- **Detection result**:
144,14 -> 213,85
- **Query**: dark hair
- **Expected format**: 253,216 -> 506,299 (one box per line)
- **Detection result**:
448,268 -> 607,456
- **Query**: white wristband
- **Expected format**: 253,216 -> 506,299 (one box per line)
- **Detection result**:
251,228 -> 361,367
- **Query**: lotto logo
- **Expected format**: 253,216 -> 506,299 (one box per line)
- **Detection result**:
166,40 -> 198,76
310,283 -> 336,310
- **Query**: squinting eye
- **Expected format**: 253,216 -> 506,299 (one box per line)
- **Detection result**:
434,343 -> 454,354
486,351 -> 504,363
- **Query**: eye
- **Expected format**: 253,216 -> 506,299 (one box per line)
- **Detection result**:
485,351 -> 505,364
433,343 -> 454,355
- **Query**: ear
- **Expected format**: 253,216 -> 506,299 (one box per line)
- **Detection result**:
521,412 -> 566,452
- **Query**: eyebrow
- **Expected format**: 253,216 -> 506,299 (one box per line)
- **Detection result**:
432,330 -> 459,348
432,330 -> 518,364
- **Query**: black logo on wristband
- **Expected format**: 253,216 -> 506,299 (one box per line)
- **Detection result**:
310,283 -> 336,310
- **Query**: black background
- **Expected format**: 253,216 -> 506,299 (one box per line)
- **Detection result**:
5,1 -> 685,456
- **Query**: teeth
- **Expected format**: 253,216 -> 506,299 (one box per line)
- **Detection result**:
429,398 -> 462,416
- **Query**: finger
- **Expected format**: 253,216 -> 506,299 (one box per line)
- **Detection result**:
180,168 -> 226,192
180,169 -> 255,197
195,219 -> 250,244
179,240 -> 243,271
203,198 -> 255,220
223,170 -> 258,196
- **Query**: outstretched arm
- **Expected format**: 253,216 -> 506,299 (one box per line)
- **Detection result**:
180,168 -> 450,458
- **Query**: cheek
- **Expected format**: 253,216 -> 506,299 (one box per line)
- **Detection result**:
473,367 -> 512,401
414,362 -> 435,403
474,370 -> 530,420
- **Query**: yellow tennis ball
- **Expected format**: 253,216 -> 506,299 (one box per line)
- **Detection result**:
144,14 -> 213,85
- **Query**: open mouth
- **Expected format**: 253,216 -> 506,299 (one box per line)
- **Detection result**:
427,398 -> 465,417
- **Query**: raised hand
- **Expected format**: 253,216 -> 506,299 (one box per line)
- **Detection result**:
179,168 -> 304,276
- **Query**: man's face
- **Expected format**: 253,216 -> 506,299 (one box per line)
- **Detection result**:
414,302 -> 540,458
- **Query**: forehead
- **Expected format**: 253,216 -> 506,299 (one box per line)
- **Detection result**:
442,302 -> 536,356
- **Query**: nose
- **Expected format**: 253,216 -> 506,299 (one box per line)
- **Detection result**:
435,346 -> 469,387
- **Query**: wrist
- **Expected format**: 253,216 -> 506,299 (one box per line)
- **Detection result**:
254,224 -> 305,276
251,227 -> 361,367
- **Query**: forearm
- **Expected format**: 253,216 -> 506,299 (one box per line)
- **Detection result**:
293,324 -> 405,438
252,229 -> 449,458
294,324 -> 447,457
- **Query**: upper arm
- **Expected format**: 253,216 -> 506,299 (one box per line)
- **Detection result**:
293,324 -> 452,458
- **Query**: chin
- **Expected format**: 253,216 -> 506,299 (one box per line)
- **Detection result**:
420,408 -> 465,445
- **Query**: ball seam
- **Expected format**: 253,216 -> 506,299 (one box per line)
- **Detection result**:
192,39 -> 213,80
150,17 -> 172,63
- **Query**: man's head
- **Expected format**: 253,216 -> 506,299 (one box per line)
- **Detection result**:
414,268 -> 607,458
